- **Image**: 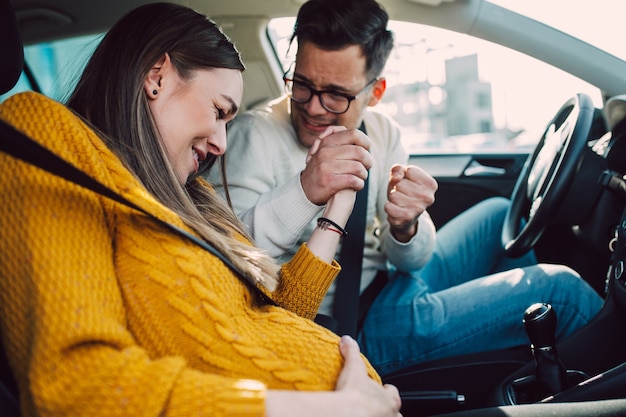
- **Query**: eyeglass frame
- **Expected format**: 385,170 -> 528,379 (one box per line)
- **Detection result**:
283,74 -> 378,115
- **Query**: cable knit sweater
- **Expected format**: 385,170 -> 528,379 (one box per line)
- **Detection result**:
0,92 -> 381,417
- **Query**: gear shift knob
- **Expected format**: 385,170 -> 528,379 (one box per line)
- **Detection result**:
523,302 -> 557,348
523,302 -> 567,398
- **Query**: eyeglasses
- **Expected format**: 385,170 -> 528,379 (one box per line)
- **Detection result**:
283,76 -> 377,114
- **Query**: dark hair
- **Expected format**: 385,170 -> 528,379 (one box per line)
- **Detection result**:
67,2 -> 244,179
66,3 -> 280,290
290,0 -> 394,79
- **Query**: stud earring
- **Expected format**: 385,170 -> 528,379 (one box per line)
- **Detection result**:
153,90 -> 158,95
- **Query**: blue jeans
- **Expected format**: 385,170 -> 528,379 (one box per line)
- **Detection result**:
358,197 -> 604,375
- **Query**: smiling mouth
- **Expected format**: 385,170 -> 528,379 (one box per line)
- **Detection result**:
191,147 -> 207,174
301,115 -> 331,132
192,147 -> 206,163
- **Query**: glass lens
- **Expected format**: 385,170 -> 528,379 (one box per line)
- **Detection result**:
285,79 -> 351,113
320,92 -> 349,113
290,81 -> 311,102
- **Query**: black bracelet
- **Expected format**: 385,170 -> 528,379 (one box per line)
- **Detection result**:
317,217 -> 348,237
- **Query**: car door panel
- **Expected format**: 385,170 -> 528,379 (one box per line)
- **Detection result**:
410,153 -> 529,228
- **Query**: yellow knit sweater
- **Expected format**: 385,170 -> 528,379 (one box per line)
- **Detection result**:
0,92 -> 380,417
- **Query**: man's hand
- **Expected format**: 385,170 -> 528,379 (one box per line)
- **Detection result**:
301,126 -> 373,205
385,164 -> 437,242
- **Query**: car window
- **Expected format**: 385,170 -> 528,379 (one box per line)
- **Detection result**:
489,0 -> 625,62
267,18 -> 603,154
0,33 -> 103,104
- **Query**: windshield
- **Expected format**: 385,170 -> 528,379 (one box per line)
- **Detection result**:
268,16 -> 602,154
489,0 -> 625,61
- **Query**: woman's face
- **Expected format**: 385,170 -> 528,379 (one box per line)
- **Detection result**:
146,56 -> 243,184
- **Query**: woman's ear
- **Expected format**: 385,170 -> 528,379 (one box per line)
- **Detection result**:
368,78 -> 386,107
143,53 -> 172,100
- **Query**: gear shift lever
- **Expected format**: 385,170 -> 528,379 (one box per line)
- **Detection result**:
523,302 -> 567,398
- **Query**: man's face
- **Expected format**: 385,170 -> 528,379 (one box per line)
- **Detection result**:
289,41 -> 379,148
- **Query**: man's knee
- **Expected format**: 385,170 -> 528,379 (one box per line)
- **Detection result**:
477,196 -> 510,213
541,263 -> 580,279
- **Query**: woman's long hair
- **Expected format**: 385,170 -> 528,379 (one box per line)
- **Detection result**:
67,2 -> 279,290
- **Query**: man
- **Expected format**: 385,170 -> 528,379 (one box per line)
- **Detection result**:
208,0 -> 603,375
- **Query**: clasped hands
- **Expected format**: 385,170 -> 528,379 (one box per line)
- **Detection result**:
303,125 -> 437,242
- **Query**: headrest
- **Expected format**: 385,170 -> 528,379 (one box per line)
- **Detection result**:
0,0 -> 24,95
605,94 -> 626,131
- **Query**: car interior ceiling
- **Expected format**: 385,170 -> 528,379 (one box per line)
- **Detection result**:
2,1 -> 626,416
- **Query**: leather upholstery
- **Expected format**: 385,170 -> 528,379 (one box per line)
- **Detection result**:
0,0 -> 24,95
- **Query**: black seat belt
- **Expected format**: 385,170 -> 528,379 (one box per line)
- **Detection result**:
0,119 -> 276,307
332,122 -> 369,337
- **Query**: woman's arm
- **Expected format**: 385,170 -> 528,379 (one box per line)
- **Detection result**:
303,125 -> 368,263
271,126 -> 368,316
305,188 -> 356,263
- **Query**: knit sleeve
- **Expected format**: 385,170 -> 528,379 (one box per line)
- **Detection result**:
272,244 -> 341,320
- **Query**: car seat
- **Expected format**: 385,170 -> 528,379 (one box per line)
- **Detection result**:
0,0 -> 24,95
0,0 -> 25,415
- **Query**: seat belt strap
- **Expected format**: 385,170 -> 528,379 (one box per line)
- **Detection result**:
332,121 -> 369,337
0,119 -> 276,306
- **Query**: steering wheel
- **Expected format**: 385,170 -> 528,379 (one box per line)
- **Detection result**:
502,93 -> 596,257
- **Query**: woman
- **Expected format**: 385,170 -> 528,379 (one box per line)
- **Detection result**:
0,3 -> 399,416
